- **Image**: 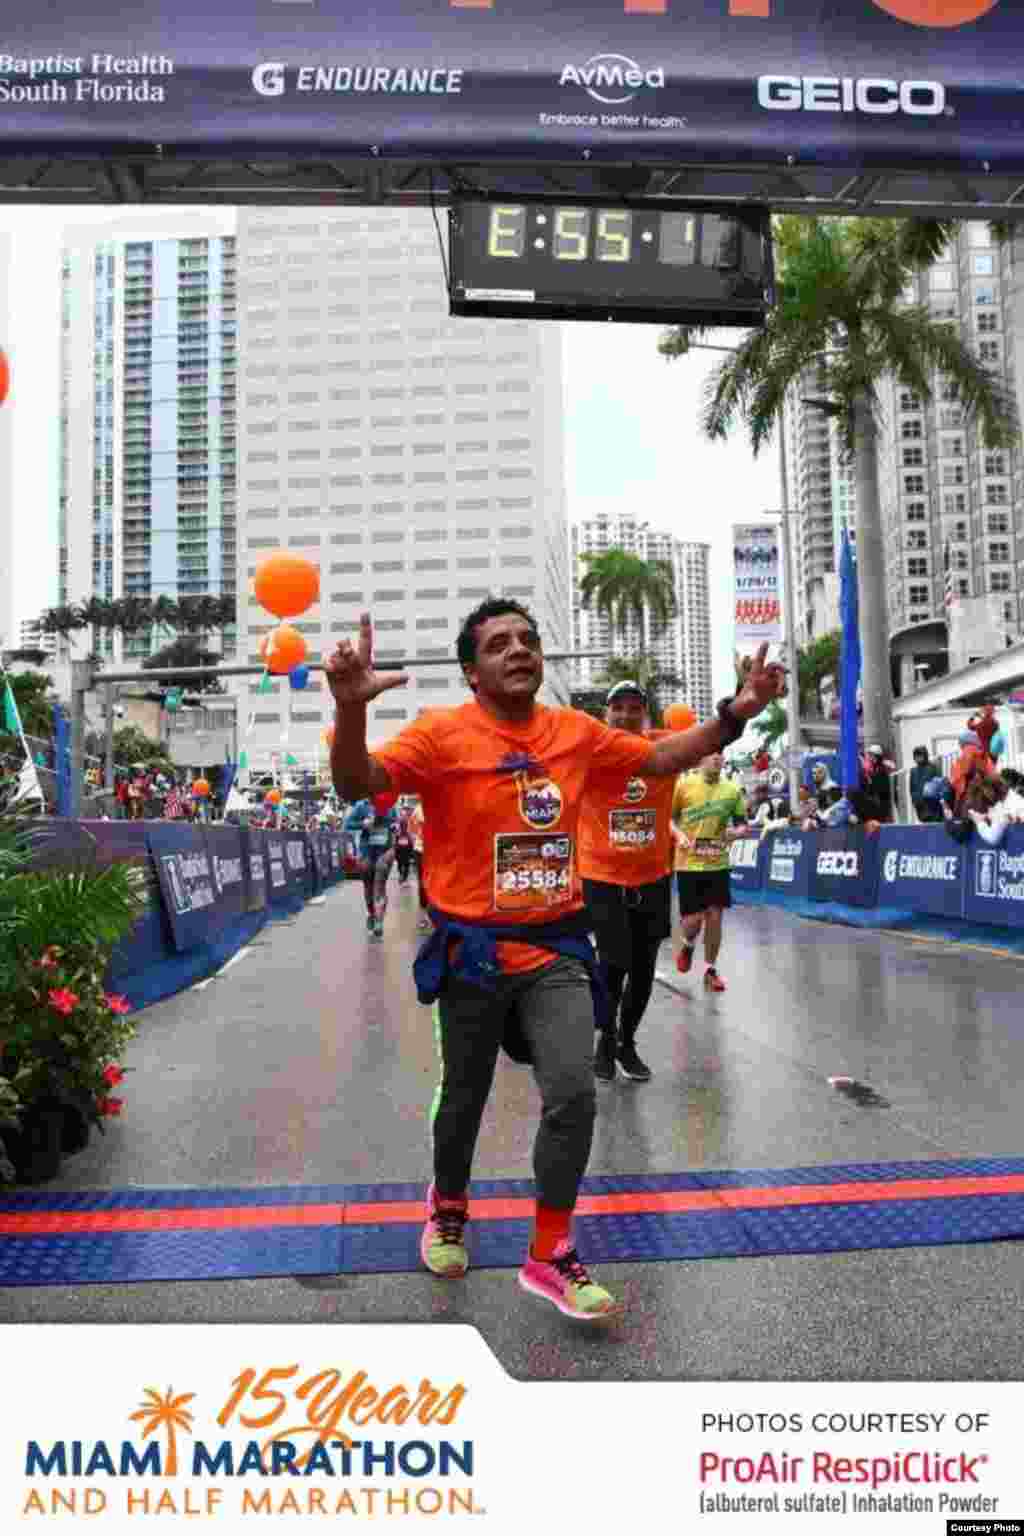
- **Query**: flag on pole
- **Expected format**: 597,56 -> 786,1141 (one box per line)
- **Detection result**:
838,531 -> 862,793
1,678 -> 45,808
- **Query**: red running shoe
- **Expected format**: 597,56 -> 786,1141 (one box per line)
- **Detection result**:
676,944 -> 695,975
704,967 -> 726,993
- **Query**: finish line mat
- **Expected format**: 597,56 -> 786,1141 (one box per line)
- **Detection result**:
3,1157 -> 1024,1286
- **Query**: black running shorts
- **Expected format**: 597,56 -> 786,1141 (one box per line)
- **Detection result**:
676,869 -> 732,916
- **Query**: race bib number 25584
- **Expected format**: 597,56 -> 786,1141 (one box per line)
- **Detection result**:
494,833 -> 573,912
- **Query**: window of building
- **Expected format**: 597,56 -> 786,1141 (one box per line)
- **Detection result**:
984,452 -> 1006,475
906,529 -> 927,550
907,556 -> 928,577
415,558 -> 448,571
904,474 -> 925,494
986,483 -> 1009,505
456,556 -> 490,570
930,269 -> 954,292
416,618 -> 449,630
987,512 -> 1010,534
990,571 -> 1011,592
973,253 -> 995,275
977,312 -> 999,334
414,528 -> 446,542
979,340 -> 1001,364
371,530 -> 404,544
905,502 -> 927,522
989,542 -> 1011,563
942,464 -> 965,486
457,587 -> 490,600
902,447 -> 923,467
900,420 -> 922,440
907,583 -> 930,605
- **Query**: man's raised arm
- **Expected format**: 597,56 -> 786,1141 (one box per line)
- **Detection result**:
645,643 -> 787,778
324,612 -> 408,801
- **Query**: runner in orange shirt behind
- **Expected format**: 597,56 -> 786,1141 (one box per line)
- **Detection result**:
579,680 -> 676,1084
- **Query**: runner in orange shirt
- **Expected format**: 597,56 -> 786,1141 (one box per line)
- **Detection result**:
578,680 -> 676,1084
326,598 -> 784,1322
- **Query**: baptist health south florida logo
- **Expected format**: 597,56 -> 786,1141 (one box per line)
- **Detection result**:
20,1367 -> 480,1519
976,847 -> 1024,900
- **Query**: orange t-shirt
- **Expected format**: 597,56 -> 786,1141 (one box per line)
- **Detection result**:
372,699 -> 655,973
577,728 -> 676,887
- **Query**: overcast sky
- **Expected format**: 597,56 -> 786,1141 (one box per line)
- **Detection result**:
0,208 -> 779,699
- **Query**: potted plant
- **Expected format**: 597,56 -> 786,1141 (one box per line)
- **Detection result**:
0,817 -> 146,1183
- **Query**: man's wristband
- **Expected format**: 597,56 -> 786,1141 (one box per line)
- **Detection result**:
714,696 -> 746,749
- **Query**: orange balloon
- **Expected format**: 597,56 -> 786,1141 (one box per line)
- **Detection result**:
253,552 -> 320,619
870,0 -> 997,25
192,778 -> 211,798
0,348 -> 9,407
265,787 -> 283,806
322,724 -> 335,746
663,703 -> 697,732
259,624 -> 307,675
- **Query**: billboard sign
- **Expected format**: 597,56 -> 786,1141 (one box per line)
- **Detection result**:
733,522 -> 782,646
0,0 -> 1021,168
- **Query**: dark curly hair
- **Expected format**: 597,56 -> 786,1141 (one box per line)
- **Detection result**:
455,596 -> 540,676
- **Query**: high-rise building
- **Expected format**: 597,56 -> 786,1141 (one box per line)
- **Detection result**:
783,363 -> 857,645
235,208 -> 569,763
569,512 -> 712,721
59,225 -> 238,662
17,617 -> 58,659
880,220 -> 1023,689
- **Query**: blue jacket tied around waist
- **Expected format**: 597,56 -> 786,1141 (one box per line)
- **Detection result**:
413,907 -> 609,1063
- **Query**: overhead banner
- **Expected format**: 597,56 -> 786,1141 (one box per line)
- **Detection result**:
0,1 -> 1022,167
733,523 -> 782,648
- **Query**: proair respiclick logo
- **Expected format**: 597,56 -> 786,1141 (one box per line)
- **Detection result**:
22,1367 -> 478,1519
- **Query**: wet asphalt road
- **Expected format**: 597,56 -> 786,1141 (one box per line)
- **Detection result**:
4,876 -> 1024,1383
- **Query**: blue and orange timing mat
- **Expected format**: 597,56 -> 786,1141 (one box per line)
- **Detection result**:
3,1157 -> 1024,1287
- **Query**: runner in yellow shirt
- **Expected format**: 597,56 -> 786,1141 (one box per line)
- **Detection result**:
671,754 -> 748,992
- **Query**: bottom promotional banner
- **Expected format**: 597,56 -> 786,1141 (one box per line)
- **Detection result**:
1,1326 -> 1023,1531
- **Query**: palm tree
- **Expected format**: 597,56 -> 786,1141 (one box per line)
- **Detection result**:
659,216 -> 1019,756
579,548 -> 676,663
129,1388 -> 196,1478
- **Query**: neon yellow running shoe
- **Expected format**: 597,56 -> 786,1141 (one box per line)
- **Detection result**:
420,1183 -> 469,1278
518,1239 -> 621,1320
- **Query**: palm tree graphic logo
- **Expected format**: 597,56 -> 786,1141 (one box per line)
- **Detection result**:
129,1388 -> 197,1477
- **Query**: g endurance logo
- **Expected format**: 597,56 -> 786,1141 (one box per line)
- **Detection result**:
560,54 -> 665,105
883,850 -> 899,883
251,61 -> 464,97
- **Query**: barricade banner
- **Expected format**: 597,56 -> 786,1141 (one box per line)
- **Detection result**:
263,831 -> 290,908
238,825 -> 268,913
203,823 -> 248,927
145,822 -> 221,953
964,826 -> 1024,929
764,830 -> 813,899
877,826 -> 965,918
319,832 -> 337,884
329,834 -> 344,878
728,833 -> 764,892
284,831 -> 314,899
811,827 -> 879,908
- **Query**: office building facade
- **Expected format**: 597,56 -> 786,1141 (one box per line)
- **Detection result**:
236,208 -> 569,764
58,226 -> 237,662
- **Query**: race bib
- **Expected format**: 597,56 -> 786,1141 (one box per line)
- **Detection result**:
694,837 -> 726,860
609,808 -> 657,849
494,833 -> 573,912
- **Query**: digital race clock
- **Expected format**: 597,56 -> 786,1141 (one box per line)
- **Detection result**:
448,198 -> 773,326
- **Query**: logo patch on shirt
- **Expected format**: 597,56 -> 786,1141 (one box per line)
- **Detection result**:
623,777 -> 647,804
516,772 -> 564,830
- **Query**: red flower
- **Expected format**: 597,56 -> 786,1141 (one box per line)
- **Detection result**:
38,947 -> 60,971
97,1096 -> 124,1118
104,994 -> 131,1016
102,1064 -> 125,1087
48,988 -> 80,1015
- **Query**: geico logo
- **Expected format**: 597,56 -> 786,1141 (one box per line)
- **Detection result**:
757,76 -> 945,114
816,851 -> 859,876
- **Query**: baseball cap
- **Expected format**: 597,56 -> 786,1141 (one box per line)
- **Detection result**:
606,680 -> 648,703
867,743 -> 884,755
